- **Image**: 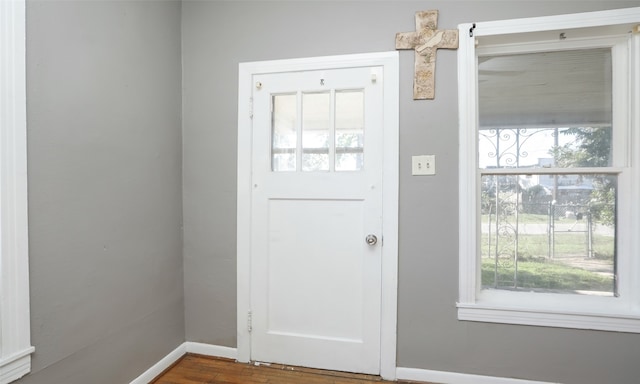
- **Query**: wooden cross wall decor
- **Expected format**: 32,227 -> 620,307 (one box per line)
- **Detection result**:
396,10 -> 459,100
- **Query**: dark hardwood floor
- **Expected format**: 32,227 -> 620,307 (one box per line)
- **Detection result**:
152,354 -> 428,384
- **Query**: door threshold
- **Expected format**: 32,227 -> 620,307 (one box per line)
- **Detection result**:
251,360 -> 387,382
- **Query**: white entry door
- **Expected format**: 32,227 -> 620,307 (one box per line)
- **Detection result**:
249,65 -> 385,374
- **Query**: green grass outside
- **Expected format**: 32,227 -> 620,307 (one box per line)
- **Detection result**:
481,258 -> 614,292
482,213 -> 615,226
481,233 -> 615,260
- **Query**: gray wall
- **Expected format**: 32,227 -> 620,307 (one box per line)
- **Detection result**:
15,1 -> 640,383
182,1 -> 640,384
19,1 -> 184,383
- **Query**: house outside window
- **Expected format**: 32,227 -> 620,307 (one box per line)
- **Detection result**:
458,7 -> 640,332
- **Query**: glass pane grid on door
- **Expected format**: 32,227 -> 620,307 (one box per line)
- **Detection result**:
271,89 -> 364,172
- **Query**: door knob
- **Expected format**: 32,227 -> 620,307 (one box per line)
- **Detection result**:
365,234 -> 378,246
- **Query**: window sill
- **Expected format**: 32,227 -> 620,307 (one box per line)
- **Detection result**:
0,347 -> 35,384
458,302 -> 640,333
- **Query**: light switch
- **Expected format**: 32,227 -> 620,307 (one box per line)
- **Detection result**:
412,155 -> 436,176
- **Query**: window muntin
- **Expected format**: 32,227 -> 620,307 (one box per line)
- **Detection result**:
458,7 -> 640,332
271,89 -> 365,172
477,47 -> 617,296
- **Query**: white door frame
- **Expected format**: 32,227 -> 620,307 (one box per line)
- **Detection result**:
237,51 -> 399,380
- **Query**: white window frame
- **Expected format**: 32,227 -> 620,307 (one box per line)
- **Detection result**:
0,0 -> 34,382
458,7 -> 640,332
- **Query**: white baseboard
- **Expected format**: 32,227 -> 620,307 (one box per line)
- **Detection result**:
0,347 -> 35,384
185,342 -> 238,360
129,342 -> 238,384
130,343 -> 186,384
396,367 -> 560,384
134,346 -> 556,384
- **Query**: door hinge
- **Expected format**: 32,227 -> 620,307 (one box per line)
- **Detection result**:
247,310 -> 253,333
249,97 -> 254,119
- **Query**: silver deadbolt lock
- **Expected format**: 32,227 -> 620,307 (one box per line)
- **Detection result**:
365,234 -> 378,246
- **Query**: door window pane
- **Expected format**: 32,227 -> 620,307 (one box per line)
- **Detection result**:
481,173 -> 616,295
272,94 -> 297,171
335,90 -> 364,171
302,92 -> 330,171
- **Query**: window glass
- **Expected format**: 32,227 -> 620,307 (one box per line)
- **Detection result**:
478,49 -> 613,169
302,92 -> 330,172
478,126 -> 613,169
478,48 -> 616,296
481,173 -> 616,295
335,90 -> 364,171
458,7 -> 640,333
272,90 -> 367,173
272,94 -> 297,171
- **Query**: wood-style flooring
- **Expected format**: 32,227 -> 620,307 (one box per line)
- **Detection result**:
152,354 -> 430,384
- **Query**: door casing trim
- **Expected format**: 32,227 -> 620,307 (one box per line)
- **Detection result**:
237,51 -> 399,380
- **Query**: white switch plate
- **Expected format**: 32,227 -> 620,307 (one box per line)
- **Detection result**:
412,155 -> 436,175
